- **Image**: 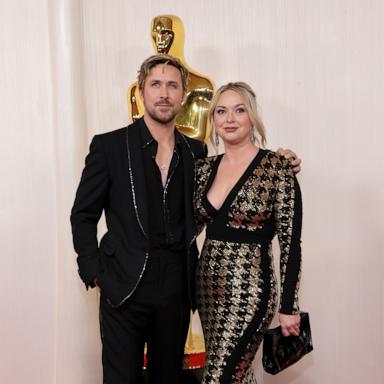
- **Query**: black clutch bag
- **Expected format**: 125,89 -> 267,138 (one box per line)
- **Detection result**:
262,312 -> 313,375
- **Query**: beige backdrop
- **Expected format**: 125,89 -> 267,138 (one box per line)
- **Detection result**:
1,0 -> 383,383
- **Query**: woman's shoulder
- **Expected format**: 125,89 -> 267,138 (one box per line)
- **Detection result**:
195,156 -> 218,187
196,155 -> 220,170
260,149 -> 291,170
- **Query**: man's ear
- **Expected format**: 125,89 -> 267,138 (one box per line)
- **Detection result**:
182,90 -> 187,104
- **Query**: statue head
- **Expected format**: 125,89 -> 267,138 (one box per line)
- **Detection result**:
151,15 -> 185,56
151,16 -> 174,53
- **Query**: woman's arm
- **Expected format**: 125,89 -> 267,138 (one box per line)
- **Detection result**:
274,156 -> 303,336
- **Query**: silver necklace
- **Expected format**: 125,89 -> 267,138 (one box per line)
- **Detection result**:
156,150 -> 173,172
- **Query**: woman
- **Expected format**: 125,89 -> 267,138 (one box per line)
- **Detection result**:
195,82 -> 302,383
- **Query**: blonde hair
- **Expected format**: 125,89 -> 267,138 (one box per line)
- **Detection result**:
208,82 -> 266,147
137,54 -> 189,92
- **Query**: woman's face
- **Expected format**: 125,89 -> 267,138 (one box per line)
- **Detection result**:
213,90 -> 253,146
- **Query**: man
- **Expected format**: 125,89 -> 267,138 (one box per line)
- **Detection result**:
71,54 -> 301,384
71,54 -> 206,384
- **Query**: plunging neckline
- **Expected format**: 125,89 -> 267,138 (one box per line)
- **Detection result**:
203,149 -> 266,215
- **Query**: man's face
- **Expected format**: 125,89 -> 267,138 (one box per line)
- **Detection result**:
141,64 -> 185,125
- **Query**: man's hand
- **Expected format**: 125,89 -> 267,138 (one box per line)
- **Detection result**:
279,313 -> 301,337
276,148 -> 301,174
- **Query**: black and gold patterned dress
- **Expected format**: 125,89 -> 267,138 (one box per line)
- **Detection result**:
195,149 -> 302,384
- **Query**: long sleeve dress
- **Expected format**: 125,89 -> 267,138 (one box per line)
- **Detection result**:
194,149 -> 302,384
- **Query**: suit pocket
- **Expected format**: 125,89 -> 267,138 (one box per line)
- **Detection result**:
99,232 -> 116,257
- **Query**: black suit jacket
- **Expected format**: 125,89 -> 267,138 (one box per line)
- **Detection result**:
71,118 -> 207,309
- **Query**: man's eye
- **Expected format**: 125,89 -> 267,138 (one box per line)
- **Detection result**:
151,82 -> 160,87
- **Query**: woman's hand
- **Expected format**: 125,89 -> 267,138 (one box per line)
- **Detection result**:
279,313 -> 301,337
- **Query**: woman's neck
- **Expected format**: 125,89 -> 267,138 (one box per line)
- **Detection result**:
223,142 -> 259,164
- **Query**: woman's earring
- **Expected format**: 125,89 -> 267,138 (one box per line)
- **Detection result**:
250,128 -> 256,144
215,132 -> 220,146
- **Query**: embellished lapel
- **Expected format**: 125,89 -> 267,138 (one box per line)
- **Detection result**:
178,133 -> 197,247
125,120 -> 149,239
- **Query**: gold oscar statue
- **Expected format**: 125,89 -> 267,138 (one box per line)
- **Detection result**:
128,15 -> 215,142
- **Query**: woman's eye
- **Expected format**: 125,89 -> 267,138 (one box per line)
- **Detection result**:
216,109 -> 225,115
236,108 -> 246,113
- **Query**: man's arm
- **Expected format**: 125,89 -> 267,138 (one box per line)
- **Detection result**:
70,135 -> 110,289
276,147 -> 302,174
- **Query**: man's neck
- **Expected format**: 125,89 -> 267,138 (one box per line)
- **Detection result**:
143,114 -> 175,145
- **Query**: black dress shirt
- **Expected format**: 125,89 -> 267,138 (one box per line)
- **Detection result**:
140,121 -> 185,252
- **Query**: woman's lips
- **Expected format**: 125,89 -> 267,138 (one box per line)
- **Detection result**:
224,127 -> 237,132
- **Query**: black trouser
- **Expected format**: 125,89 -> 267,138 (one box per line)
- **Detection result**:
100,250 -> 190,384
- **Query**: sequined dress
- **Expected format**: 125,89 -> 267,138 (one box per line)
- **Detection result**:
195,150 -> 302,384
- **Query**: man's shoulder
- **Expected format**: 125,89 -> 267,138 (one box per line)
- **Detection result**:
181,134 -> 203,149
96,118 -> 144,139
96,126 -> 127,141
94,118 -> 143,145
90,126 -> 130,154
178,133 -> 207,158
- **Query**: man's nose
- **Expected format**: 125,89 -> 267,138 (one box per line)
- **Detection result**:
160,84 -> 169,98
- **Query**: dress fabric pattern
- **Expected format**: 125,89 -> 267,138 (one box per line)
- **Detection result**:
195,150 -> 302,384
